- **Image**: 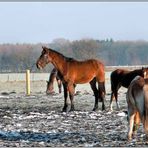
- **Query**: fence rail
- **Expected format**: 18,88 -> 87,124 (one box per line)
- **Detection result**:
105,65 -> 148,71
0,65 -> 148,82
0,73 -> 50,82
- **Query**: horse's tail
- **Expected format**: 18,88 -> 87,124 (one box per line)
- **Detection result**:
110,72 -> 115,92
126,79 -> 136,107
126,76 -> 143,121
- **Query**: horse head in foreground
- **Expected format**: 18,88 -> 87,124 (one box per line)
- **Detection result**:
110,67 -> 148,111
126,69 -> 148,140
36,46 -> 106,112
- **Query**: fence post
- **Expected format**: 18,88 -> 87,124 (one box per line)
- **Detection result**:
26,69 -> 31,95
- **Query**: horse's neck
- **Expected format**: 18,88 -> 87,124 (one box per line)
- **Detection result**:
130,70 -> 143,77
138,70 -> 143,76
50,51 -> 67,76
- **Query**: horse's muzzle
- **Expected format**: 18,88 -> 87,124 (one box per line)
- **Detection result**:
46,90 -> 55,95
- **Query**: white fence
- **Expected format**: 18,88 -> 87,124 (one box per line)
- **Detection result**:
0,73 -> 49,82
105,65 -> 148,71
0,72 -> 111,82
0,65 -> 147,82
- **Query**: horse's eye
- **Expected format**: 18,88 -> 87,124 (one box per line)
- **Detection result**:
44,54 -> 48,58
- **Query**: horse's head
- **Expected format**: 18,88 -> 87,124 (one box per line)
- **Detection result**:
46,80 -> 54,95
142,67 -> 148,79
36,46 -> 52,69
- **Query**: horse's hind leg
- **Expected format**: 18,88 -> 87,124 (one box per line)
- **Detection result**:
109,79 -> 116,110
128,113 -> 135,140
110,88 -> 120,111
133,112 -> 140,137
90,79 -> 99,111
115,90 -> 120,110
98,82 -> 106,111
109,92 -> 114,111
62,83 -> 68,112
68,82 -> 75,111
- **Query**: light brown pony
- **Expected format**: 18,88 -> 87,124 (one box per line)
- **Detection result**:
126,69 -> 148,140
36,46 -> 106,112
46,68 -> 62,94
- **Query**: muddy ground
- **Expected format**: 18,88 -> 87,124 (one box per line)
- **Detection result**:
0,81 -> 147,147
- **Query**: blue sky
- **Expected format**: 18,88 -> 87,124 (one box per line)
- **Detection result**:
0,2 -> 148,43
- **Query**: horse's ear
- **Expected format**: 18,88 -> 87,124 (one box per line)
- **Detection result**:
42,46 -> 46,50
42,46 -> 48,52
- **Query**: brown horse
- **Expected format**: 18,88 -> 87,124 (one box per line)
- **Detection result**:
46,68 -> 62,94
36,46 -> 106,112
126,70 -> 148,140
110,68 -> 148,111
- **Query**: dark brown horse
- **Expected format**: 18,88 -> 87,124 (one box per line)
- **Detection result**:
46,68 -> 62,94
126,70 -> 148,140
110,67 -> 148,111
36,46 -> 106,112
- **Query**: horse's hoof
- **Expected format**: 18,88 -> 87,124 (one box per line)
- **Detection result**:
116,107 -> 120,111
101,105 -> 105,111
128,136 -> 132,141
145,135 -> 148,141
62,110 -> 66,112
92,108 -> 99,111
62,108 -> 67,112
69,108 -> 75,112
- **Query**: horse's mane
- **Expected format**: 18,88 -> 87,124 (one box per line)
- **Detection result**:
46,47 -> 100,63
133,68 -> 143,72
48,47 -> 75,62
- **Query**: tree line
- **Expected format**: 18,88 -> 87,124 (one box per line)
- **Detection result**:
0,38 -> 148,73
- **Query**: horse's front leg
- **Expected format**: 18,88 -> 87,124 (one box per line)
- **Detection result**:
68,82 -> 75,112
62,83 -> 68,112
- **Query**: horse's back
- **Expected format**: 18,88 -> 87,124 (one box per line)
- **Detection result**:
70,59 -> 104,68
110,69 -> 129,90
69,59 -> 105,75
111,69 -> 143,88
